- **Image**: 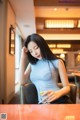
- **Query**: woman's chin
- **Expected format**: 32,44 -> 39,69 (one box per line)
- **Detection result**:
37,57 -> 42,60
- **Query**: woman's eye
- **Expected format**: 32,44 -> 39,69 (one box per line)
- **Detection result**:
35,46 -> 38,49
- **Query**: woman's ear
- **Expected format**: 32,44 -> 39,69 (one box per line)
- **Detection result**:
23,46 -> 28,53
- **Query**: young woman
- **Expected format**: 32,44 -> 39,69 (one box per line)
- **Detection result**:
19,33 -> 72,104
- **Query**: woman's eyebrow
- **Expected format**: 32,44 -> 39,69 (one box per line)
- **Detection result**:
28,45 -> 38,51
34,45 -> 38,48
33,45 -> 38,49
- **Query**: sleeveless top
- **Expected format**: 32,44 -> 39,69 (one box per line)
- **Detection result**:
30,59 -> 60,103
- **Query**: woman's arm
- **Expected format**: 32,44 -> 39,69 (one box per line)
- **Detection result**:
41,59 -> 70,103
57,59 -> 70,95
19,47 -> 31,85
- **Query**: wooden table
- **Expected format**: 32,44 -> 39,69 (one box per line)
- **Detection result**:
0,105 -> 80,120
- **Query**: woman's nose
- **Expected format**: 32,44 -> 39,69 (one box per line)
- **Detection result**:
33,51 -> 37,55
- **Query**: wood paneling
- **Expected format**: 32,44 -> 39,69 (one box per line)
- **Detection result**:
36,17 -> 80,34
34,0 -> 80,6
37,28 -> 80,34
0,105 -> 80,120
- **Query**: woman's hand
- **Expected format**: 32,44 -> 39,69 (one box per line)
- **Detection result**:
41,90 -> 61,103
21,47 -> 28,59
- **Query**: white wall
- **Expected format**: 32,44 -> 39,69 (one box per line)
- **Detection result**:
15,30 -> 22,84
10,0 -> 36,39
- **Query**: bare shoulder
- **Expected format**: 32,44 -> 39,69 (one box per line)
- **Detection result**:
58,59 -> 65,65
58,59 -> 66,70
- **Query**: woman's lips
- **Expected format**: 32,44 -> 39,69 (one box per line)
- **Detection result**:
37,55 -> 40,58
37,55 -> 41,58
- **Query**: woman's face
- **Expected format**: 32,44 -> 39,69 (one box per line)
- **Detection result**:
27,41 -> 42,59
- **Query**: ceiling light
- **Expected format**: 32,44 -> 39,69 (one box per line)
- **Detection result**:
45,20 -> 74,28
65,8 -> 69,11
54,8 -> 57,11
48,44 -> 56,48
57,44 -> 71,48
52,49 -> 63,54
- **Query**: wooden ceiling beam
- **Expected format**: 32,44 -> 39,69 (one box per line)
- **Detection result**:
34,0 -> 80,6
46,40 -> 80,44
37,28 -> 80,34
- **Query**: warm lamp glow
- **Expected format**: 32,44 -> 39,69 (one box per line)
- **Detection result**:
78,20 -> 80,28
48,44 -> 56,48
11,51 -> 14,55
9,25 -> 15,55
60,53 -> 65,60
11,44 -> 15,47
52,49 -> 63,54
11,32 -> 15,40
57,44 -> 71,48
45,20 -> 74,28
48,44 -> 71,49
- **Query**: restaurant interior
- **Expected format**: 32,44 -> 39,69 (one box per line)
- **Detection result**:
1,0 -> 80,115
1,0 -> 80,119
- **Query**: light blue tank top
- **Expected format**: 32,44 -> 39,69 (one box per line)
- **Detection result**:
30,59 -> 60,103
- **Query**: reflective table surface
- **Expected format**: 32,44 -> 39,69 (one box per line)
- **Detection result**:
0,104 -> 80,120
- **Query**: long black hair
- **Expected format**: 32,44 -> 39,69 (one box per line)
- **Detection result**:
24,33 -> 58,64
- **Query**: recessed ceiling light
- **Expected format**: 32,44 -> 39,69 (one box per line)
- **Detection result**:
65,7 -> 69,11
54,8 -> 57,11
